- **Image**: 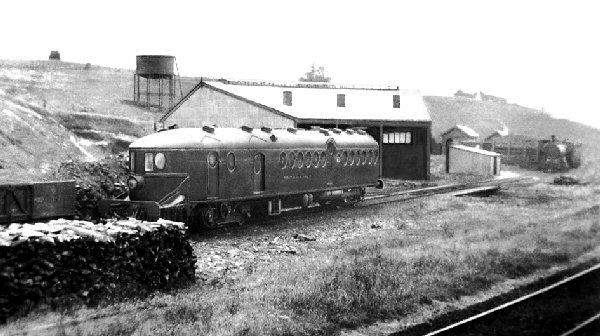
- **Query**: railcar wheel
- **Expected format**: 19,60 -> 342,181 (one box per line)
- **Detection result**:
219,202 -> 232,219
201,206 -> 216,227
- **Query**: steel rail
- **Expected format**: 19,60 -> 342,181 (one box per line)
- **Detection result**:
421,262 -> 600,336
559,311 -> 600,336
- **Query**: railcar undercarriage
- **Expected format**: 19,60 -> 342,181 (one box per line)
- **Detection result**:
98,187 -> 367,231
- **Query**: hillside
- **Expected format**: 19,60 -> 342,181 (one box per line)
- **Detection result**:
0,60 -> 200,181
424,96 -> 600,145
1,59 -> 599,181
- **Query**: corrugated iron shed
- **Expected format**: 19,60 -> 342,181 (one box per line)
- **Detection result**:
160,79 -> 431,126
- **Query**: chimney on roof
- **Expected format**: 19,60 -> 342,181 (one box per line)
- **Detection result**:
283,90 -> 292,106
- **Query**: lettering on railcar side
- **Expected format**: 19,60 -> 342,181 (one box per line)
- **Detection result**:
283,175 -> 309,180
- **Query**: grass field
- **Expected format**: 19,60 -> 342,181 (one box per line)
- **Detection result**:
3,156 -> 599,335
2,59 -> 600,335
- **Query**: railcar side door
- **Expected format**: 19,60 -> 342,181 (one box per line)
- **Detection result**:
207,151 -> 219,198
253,153 -> 265,193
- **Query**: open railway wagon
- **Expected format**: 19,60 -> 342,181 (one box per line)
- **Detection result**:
98,126 -> 381,229
481,135 -> 581,172
0,181 -> 75,224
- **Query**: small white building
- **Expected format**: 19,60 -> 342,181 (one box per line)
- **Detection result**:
440,124 -> 480,154
448,145 -> 501,176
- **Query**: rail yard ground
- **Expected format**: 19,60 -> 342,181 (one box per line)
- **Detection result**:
2,60 -> 600,335
2,155 -> 600,336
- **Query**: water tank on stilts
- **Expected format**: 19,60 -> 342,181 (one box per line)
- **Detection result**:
134,55 -> 177,112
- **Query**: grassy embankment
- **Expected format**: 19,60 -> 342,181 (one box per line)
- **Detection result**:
2,60 -> 599,335
0,60 -> 201,178
4,150 -> 600,335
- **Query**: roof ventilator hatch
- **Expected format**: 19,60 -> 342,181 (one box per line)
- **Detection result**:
202,125 -> 215,133
241,125 -> 253,133
287,127 -> 297,134
261,126 -> 272,133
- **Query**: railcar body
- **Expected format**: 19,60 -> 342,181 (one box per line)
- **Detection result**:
99,126 -> 380,228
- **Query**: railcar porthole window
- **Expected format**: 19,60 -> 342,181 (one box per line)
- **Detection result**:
279,152 -> 287,169
305,152 -> 312,167
297,152 -> 304,168
208,152 -> 218,168
155,152 -> 166,170
227,152 -> 236,172
288,152 -> 296,168
312,151 -> 319,167
349,151 -> 355,166
362,150 -> 367,165
342,151 -> 348,165
320,151 -> 327,167
374,150 -> 379,164
368,150 -> 373,164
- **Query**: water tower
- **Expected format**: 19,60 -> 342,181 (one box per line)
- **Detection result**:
134,55 -> 177,112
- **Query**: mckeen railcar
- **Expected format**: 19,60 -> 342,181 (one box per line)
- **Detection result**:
99,126 -> 380,229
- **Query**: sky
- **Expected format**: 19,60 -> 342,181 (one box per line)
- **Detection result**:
2,0 -> 600,129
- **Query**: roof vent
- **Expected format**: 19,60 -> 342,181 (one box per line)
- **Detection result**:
261,126 -> 272,133
356,129 -> 366,135
319,129 -> 330,136
287,127 -> 297,134
346,129 -> 355,135
202,125 -> 215,133
270,134 -> 277,142
241,125 -> 253,133
332,128 -> 342,134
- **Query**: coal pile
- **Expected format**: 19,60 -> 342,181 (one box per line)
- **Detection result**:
50,156 -> 129,220
0,218 -> 195,321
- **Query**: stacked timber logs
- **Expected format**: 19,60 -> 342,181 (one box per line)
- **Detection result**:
0,218 -> 195,320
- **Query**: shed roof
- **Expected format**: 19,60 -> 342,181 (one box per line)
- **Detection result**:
161,79 -> 431,124
441,125 -> 480,138
451,144 -> 501,156
484,128 -> 509,140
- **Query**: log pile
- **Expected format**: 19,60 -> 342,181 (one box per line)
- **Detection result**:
50,157 -> 129,220
0,218 -> 195,320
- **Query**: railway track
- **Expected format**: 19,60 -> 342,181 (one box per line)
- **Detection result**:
248,175 -> 531,227
395,261 -> 600,336
2,176 -> 534,335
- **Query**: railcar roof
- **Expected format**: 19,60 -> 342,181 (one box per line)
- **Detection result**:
130,127 -> 377,149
